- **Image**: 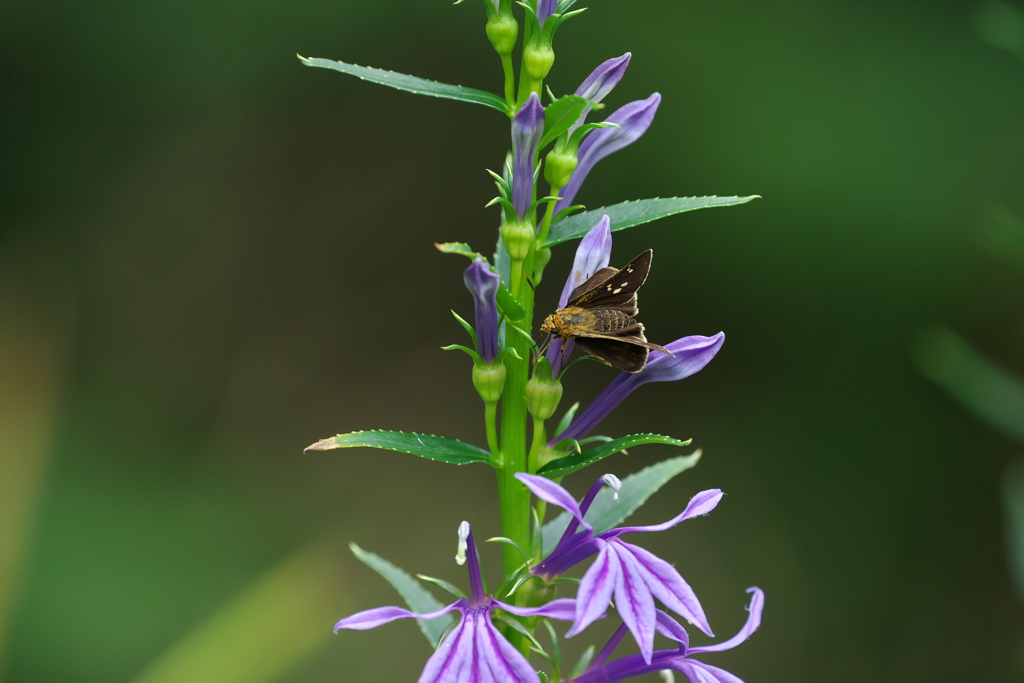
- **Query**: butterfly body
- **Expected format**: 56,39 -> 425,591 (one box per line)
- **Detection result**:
540,249 -> 669,373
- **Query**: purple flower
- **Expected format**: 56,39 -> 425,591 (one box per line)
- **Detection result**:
552,333 -> 725,444
512,92 -> 545,220
464,258 -> 500,362
545,215 -> 612,374
536,0 -> 557,28
555,93 -> 661,214
516,473 -> 722,663
336,522 -> 579,683
568,588 -> 765,683
569,53 -> 631,135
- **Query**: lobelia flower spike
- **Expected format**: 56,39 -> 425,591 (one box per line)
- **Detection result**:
335,522 -> 581,683
516,473 -> 723,664
511,92 -> 545,222
552,332 -> 725,444
545,215 -> 613,375
568,53 -> 631,136
464,258 -> 500,363
554,93 -> 662,215
567,588 -> 765,683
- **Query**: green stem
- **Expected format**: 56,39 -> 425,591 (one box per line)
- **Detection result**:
527,416 -> 546,474
497,289 -> 535,583
501,53 -> 516,110
485,401 -> 501,458
536,192 -> 559,249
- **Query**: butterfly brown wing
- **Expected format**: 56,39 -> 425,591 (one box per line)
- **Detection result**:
576,337 -> 650,373
568,308 -> 671,372
567,250 -> 652,315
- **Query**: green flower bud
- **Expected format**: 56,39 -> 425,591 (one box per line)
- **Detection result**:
544,147 -> 578,189
472,361 -> 507,404
500,220 -> 534,260
526,357 -> 563,420
517,576 -> 557,609
532,246 -> 552,282
486,15 -> 519,56
523,44 -> 555,82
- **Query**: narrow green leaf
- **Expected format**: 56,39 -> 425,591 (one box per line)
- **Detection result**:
349,544 -> 454,646
543,196 -> 761,247
537,433 -> 692,478
539,95 -> 588,149
541,452 -> 703,555
306,430 -> 492,466
435,242 -> 486,261
298,56 -> 508,114
497,285 -> 527,322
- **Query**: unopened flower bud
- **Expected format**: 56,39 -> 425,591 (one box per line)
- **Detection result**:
544,147 -> 578,189
500,220 -> 534,260
472,361 -> 507,404
523,44 -> 555,82
526,357 -> 562,420
486,15 -> 518,56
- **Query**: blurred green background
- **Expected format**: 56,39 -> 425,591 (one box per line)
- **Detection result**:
3,0 -> 1024,681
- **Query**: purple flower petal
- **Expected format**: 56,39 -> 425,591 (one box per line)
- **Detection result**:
654,609 -> 691,649
686,587 -> 764,655
463,258 -> 500,362
511,92 -> 545,220
334,603 -> 458,632
536,0 -> 557,28
614,544 -> 659,663
570,53 -> 631,134
557,214 -> 612,308
516,473 -> 591,529
566,539 -> 620,638
555,93 -> 661,214
670,661 -> 746,683
498,597 -> 579,621
612,489 -> 723,535
553,333 -> 725,444
547,215 -> 613,374
618,541 -> 712,637
418,608 -> 542,683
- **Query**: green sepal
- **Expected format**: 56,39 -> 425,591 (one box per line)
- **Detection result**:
487,196 -> 517,215
442,343 -> 483,364
544,195 -> 762,247
306,430 -> 493,466
551,203 -> 586,224
566,121 -> 618,152
349,543 -> 454,646
538,673 -> 550,683
485,536 -> 529,565
504,568 -> 538,599
415,574 -> 466,600
495,564 -> 531,600
542,620 -> 562,672
571,646 -> 597,679
298,56 -> 508,114
486,168 -> 511,197
539,95 -> 589,149
538,433 -> 692,478
553,402 -> 579,443
436,242 -> 487,261
450,310 -> 479,348
556,0 -> 579,11
492,612 -> 546,653
496,346 -> 524,363
541,452 -> 704,555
